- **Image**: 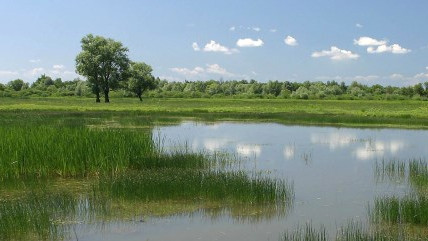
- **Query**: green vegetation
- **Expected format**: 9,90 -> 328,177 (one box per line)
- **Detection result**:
280,222 -> 424,241
372,159 -> 428,230
99,170 -> 291,205
1,97 -> 428,128
0,111 -> 293,240
2,77 -> 428,101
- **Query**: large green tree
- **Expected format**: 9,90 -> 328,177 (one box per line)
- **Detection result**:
76,34 -> 130,102
127,62 -> 156,101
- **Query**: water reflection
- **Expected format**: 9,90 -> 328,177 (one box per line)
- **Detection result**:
78,122 -> 428,240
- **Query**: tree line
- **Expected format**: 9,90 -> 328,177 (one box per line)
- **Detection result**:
1,34 -> 428,101
3,77 -> 428,101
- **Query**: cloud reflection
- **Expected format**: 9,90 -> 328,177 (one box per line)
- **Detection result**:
310,133 -> 357,150
236,144 -> 262,157
354,140 -> 405,161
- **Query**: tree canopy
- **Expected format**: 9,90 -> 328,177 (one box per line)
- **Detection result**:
76,34 -> 130,102
127,62 -> 156,101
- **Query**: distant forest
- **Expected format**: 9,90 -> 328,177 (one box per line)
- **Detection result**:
1,74 -> 428,100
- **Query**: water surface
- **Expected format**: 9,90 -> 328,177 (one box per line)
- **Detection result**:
83,121 -> 428,240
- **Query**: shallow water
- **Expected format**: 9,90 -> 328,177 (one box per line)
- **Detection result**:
82,121 -> 428,240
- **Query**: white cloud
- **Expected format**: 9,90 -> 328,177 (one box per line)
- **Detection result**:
170,64 -> 235,78
170,66 -> 204,76
284,36 -> 298,46
206,64 -> 234,77
356,23 -> 363,28
29,59 -> 41,63
367,44 -> 411,54
354,37 -> 387,46
203,40 -> 238,54
270,29 -> 277,33
426,66 -> 428,70
229,26 -> 236,31
390,73 -> 404,79
311,46 -> 359,60
53,64 -> 65,70
192,42 -> 200,51
252,27 -> 261,32
414,72 -> 428,79
236,38 -> 264,47
0,70 -> 19,77
30,67 -> 44,76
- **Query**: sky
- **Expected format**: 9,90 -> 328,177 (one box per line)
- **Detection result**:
1,0 -> 428,86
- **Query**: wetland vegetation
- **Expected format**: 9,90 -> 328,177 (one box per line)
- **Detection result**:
0,111 -> 293,240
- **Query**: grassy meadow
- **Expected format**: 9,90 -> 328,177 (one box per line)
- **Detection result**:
1,97 -> 428,128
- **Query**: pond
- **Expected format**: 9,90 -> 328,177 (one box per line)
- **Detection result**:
80,121 -> 428,241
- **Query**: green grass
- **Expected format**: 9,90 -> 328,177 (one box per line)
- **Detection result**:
98,169 -> 293,205
0,110 -> 294,239
1,97 -> 428,128
372,159 -> 428,227
0,190 -> 108,241
280,222 -> 423,241
0,125 -> 217,179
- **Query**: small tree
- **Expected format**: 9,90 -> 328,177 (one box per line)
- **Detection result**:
127,62 -> 156,101
7,79 -> 25,91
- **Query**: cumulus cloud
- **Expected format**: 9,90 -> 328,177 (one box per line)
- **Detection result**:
203,40 -> 238,54
29,59 -> 41,63
354,37 -> 387,46
236,38 -> 264,47
170,64 -> 235,78
311,46 -> 359,60
367,44 -> 411,54
53,64 -> 65,70
205,64 -> 234,76
270,29 -> 277,33
356,23 -> 363,28
0,70 -> 19,77
354,37 -> 411,54
170,66 -> 204,76
229,26 -> 236,31
284,36 -> 298,46
252,27 -> 261,32
192,42 -> 200,51
31,67 -> 44,76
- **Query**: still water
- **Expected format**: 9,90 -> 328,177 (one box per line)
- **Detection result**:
82,121 -> 428,241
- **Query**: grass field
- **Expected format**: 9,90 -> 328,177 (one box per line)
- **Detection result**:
1,97 -> 428,128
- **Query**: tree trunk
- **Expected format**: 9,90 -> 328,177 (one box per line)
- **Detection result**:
96,92 -> 100,103
104,89 -> 109,103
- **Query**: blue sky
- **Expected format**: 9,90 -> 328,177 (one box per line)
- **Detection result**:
1,0 -> 428,86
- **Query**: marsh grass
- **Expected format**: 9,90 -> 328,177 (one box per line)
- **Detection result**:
98,169 -> 293,205
372,194 -> 428,225
372,159 -> 428,229
0,190 -> 109,240
0,125 -> 218,179
280,222 -> 421,241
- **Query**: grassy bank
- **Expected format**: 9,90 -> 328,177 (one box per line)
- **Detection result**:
1,97 -> 428,128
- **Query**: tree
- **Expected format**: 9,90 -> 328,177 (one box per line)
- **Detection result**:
76,34 -> 130,102
32,74 -> 54,89
127,62 -> 156,101
7,79 -> 26,91
0,83 -> 5,91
